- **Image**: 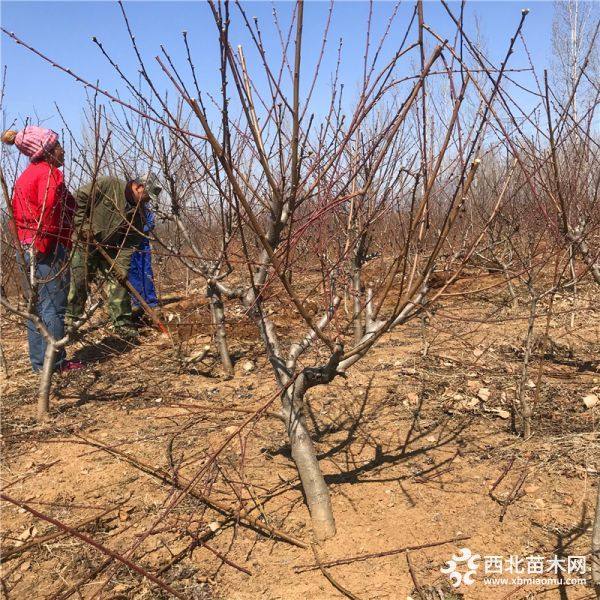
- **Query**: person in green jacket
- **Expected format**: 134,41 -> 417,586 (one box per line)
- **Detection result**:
65,172 -> 162,341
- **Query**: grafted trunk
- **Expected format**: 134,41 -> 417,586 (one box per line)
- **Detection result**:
282,384 -> 335,540
244,286 -> 336,537
207,283 -> 233,377
37,342 -> 56,421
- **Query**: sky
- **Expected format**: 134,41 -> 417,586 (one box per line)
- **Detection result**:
1,0 -> 558,138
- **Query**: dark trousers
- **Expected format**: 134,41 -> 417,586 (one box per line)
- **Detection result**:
23,244 -> 69,372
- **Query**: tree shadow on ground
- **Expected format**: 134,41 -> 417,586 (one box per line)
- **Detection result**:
322,416 -> 471,486
549,503 -> 591,600
55,384 -> 147,413
71,334 -> 138,365
265,377 -> 477,496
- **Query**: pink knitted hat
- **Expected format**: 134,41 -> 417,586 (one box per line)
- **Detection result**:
2,126 -> 59,161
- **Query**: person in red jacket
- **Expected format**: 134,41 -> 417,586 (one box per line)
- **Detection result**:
2,126 -> 83,373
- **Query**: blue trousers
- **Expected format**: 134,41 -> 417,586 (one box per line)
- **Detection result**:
23,244 -> 69,372
129,242 -> 158,308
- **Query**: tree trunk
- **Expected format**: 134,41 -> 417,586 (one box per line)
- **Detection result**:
207,283 -> 234,377
592,481 -> 600,598
282,383 -> 336,540
37,342 -> 56,421
352,265 -> 364,346
499,259 -> 517,309
516,295 -> 536,438
0,342 -> 8,377
569,232 -> 600,286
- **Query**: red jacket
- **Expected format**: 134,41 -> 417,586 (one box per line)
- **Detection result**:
12,161 -> 75,254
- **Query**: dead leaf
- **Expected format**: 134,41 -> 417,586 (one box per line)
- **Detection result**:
477,388 -> 491,402
14,526 -> 37,547
462,397 -> 480,409
484,407 -> 510,419
582,394 -> 599,409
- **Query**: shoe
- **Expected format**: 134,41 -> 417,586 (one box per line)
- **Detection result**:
58,360 -> 86,373
114,327 -> 140,343
139,310 -> 162,328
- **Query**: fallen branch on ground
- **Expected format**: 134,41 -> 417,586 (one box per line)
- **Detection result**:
310,543 -> 364,600
0,493 -> 187,600
74,434 -> 307,548
0,496 -> 129,563
294,534 -> 470,572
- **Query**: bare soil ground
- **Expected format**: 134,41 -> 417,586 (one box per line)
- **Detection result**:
1,280 -> 599,600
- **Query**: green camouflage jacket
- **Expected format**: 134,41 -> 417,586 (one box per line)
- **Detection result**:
73,176 -> 144,247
